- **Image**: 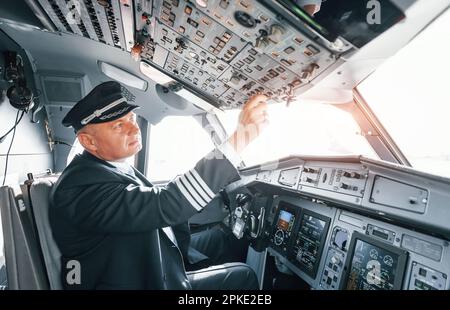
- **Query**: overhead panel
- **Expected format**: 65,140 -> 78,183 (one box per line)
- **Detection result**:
89,0 -> 115,45
33,0 -> 132,49
135,0 -> 337,108
75,0 -> 100,40
29,0 -> 341,109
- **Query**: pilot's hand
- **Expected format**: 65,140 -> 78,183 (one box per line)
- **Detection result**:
296,0 -> 322,16
228,94 -> 269,154
302,4 -> 319,16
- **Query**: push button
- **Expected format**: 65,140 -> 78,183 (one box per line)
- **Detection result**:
419,268 -> 427,277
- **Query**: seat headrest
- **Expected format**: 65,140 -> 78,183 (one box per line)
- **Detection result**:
27,174 -> 62,290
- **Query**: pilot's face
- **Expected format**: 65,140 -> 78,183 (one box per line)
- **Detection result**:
78,112 -> 142,162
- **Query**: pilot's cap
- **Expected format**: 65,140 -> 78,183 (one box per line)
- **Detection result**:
62,81 -> 139,132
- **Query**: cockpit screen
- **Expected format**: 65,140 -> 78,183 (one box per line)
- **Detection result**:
275,0 -> 405,48
343,232 -> 407,290
291,211 -> 330,277
271,201 -> 300,252
277,210 -> 294,231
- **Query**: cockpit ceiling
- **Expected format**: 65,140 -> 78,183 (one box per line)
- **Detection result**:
28,0 -> 349,109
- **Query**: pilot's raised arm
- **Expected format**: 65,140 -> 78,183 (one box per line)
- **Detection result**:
49,81 -> 268,290
295,0 -> 323,16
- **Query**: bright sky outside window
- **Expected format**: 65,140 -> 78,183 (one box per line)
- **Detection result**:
357,9 -> 450,178
217,101 -> 377,167
147,115 -> 214,182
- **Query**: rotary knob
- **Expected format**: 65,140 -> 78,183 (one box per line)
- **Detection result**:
274,229 -> 285,246
331,255 -> 341,266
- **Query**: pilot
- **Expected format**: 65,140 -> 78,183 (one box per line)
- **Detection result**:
49,81 -> 269,290
295,0 -> 323,16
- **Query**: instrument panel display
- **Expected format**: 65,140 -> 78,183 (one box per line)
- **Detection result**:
290,210 -> 330,278
271,201 -> 300,254
342,232 -> 408,290
277,210 -> 294,231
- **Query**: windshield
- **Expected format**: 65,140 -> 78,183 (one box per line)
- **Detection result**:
217,101 -> 377,167
357,9 -> 450,178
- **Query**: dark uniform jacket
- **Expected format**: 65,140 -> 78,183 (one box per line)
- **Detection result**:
49,149 -> 240,289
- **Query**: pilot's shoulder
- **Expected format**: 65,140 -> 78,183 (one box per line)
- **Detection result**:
53,153 -> 121,192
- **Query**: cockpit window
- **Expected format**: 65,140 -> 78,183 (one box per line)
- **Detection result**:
357,10 -> 450,178
147,115 -> 214,182
217,101 -> 377,167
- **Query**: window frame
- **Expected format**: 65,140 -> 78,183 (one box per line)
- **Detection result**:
351,89 -> 411,166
